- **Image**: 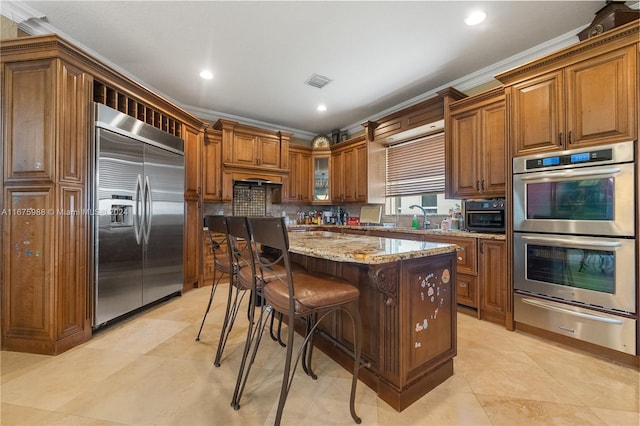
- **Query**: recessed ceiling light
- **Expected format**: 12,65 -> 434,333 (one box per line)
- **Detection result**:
199,70 -> 213,80
317,104 -> 327,112
465,11 -> 486,26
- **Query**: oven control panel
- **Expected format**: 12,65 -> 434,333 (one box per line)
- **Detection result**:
525,148 -> 612,170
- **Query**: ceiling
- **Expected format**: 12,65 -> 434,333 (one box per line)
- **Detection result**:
4,1 -> 615,138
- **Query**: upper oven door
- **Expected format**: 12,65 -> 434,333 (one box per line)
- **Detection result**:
513,162 -> 635,236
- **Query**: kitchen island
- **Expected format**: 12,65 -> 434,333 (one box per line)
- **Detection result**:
286,231 -> 458,411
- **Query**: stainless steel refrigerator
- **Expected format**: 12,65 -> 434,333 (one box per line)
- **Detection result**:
93,103 -> 184,327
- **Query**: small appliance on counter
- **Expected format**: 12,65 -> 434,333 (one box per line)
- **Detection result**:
464,199 -> 505,233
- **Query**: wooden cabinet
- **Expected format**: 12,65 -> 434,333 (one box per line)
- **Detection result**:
1,35 -> 207,354
478,239 -> 507,324
1,50 -> 92,354
497,23 -> 638,156
182,125 -> 203,289
202,128 -> 222,201
447,88 -> 506,198
231,131 -> 281,169
312,150 -> 330,203
215,119 -> 288,171
201,228 -> 230,285
284,145 -> 312,203
330,136 -> 367,203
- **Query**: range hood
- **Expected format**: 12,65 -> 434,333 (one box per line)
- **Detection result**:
233,178 -> 283,186
385,119 -> 444,144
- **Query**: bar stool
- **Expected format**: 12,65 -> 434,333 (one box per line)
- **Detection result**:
195,215 -> 233,344
242,216 -> 363,425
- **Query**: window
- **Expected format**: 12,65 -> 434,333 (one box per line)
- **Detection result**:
385,132 -> 458,215
385,133 -> 445,196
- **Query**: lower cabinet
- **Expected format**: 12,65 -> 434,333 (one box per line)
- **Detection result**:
354,228 -> 507,324
478,239 -> 507,324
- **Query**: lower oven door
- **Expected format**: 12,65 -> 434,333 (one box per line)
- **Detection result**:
513,233 -> 636,314
514,293 -> 637,355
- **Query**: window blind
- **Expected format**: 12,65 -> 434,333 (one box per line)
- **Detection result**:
385,132 -> 445,197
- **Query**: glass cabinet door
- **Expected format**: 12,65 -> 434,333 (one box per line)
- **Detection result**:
313,155 -> 329,202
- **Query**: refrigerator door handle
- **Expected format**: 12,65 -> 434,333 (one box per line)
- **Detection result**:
135,174 -> 144,245
143,175 -> 153,245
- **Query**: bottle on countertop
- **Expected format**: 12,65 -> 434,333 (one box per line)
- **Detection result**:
411,214 -> 419,229
441,217 -> 450,231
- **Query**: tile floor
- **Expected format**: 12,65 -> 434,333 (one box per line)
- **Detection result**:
1,285 -> 639,426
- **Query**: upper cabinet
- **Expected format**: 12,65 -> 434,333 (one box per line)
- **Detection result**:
312,150 -> 330,203
214,119 -> 289,171
497,22 -> 638,156
284,144 -> 312,203
330,136 -> 368,204
444,87 -> 506,199
213,119 -> 290,201
203,128 -> 222,201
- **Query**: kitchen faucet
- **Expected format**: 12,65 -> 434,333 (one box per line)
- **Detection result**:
409,205 -> 430,229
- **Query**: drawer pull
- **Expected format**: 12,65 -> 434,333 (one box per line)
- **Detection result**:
459,282 -> 467,288
457,256 -> 463,261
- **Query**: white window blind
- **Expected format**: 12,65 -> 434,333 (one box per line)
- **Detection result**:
385,132 -> 445,197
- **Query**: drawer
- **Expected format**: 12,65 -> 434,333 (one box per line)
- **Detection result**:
423,235 -> 477,275
456,273 -> 477,308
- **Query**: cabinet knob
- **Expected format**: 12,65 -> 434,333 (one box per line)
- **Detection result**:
458,256 -> 463,261
460,282 -> 467,288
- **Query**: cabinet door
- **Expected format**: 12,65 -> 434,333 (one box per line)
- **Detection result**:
354,143 -> 368,202
343,148 -> 357,202
479,239 -> 506,323
480,100 -> 506,197
285,148 -> 311,202
449,109 -> 480,197
232,133 -> 258,167
257,135 -> 281,168
330,150 -> 344,203
183,126 -> 202,196
202,131 -> 221,201
184,199 -> 201,289
510,70 -> 564,156
423,235 -> 477,276
565,45 -> 637,147
456,273 -> 478,309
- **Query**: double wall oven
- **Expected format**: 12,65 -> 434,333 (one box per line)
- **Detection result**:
512,141 -> 637,355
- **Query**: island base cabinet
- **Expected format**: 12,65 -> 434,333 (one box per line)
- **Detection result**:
295,252 -> 457,411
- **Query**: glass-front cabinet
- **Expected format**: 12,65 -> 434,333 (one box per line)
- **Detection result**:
313,151 -> 330,203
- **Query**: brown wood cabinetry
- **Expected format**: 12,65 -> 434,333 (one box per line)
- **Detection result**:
330,136 -> 367,203
497,23 -> 638,156
1,35 -> 206,354
478,239 -> 507,324
284,145 -> 312,203
446,88 -> 506,198
202,128 -> 222,202
2,45 -> 93,354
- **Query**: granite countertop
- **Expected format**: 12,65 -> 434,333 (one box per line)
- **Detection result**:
288,224 -> 506,241
287,231 -> 456,265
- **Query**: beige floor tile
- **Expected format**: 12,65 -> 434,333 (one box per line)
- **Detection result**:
590,406 -> 640,426
1,348 -> 140,411
1,286 -> 637,426
0,351 -> 50,384
477,394 -> 606,425
1,402 -> 123,425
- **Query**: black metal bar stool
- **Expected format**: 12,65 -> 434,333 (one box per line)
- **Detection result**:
242,216 -> 363,426
195,215 -> 234,344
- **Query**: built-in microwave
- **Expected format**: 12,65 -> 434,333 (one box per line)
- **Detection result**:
464,199 -> 505,233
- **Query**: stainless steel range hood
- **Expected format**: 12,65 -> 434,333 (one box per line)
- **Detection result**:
233,178 -> 283,186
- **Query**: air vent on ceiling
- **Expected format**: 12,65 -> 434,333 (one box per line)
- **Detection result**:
305,74 -> 332,89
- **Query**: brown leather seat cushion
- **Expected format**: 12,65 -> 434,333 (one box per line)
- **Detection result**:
263,272 -> 359,315
213,257 -> 232,275
236,262 -> 288,290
